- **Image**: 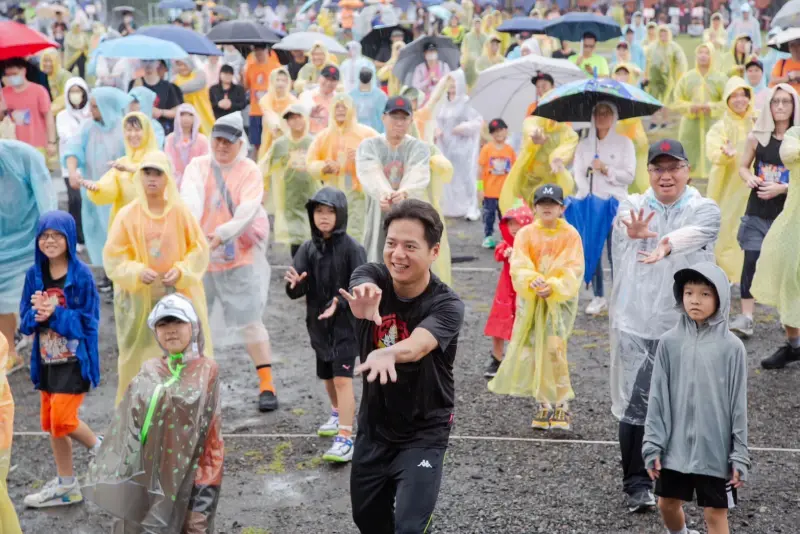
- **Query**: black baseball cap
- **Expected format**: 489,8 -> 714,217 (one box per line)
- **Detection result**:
423,42 -> 437,51
648,139 -> 688,164
488,118 -> 508,133
384,96 -> 413,115
533,184 -> 564,205
320,65 -> 339,81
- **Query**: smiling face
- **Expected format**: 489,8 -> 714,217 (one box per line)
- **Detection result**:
142,168 -> 167,196
648,154 -> 690,205
175,60 -> 191,77
682,281 -> 717,323
334,102 -> 348,124
124,122 -> 144,149
319,75 -> 338,95
313,203 -> 337,234
383,218 -> 439,284
728,88 -> 750,116
38,229 -> 68,260
311,48 -> 326,66
41,55 -> 53,74
155,317 -> 193,355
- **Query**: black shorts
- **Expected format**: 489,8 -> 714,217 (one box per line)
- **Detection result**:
655,468 -> 737,509
316,355 -> 356,380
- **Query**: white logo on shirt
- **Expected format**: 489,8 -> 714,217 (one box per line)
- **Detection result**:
417,460 -> 433,469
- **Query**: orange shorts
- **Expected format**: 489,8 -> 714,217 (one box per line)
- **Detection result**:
40,392 -> 85,438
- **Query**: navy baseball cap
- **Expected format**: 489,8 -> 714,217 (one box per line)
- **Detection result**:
648,139 -> 688,164
533,184 -> 564,205
384,96 -> 413,115
320,65 -> 340,81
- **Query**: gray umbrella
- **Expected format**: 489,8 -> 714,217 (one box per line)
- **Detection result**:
772,0 -> 800,29
392,36 -> 459,87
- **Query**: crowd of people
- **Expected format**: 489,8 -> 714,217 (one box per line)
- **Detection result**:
0,0 -> 798,532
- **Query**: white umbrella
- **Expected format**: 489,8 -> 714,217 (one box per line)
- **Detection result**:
772,0 -> 800,29
469,55 -> 586,133
442,1 -> 466,19
273,31 -> 348,55
769,27 -> 800,53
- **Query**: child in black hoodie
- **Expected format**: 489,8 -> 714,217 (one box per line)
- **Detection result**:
285,187 -> 366,463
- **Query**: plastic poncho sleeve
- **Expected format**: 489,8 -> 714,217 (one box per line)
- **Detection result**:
705,120 -> 735,167
178,70 -> 208,95
213,164 -> 263,243
180,158 -> 206,222
87,167 -> 123,206
173,214 -> 211,293
0,333 -> 21,534
103,215 -> 148,293
306,135 -> 331,182
511,226 -> 583,305
642,341 -> 671,468
661,200 -> 721,255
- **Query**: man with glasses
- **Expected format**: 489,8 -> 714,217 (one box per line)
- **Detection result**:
608,139 -> 720,513
570,32 -> 609,77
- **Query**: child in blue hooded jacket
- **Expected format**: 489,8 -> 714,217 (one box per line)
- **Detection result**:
18,210 -> 103,509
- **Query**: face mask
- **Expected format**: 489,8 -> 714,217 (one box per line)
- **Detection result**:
359,71 -> 373,84
425,52 -> 438,62
69,91 -> 84,107
7,75 -> 24,87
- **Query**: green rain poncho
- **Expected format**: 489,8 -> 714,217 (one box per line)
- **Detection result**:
672,43 -> 727,179
705,77 -> 754,283
751,126 -> 800,328
259,103 -> 318,248
645,25 -> 688,107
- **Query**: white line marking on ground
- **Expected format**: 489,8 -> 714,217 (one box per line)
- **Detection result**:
273,265 -> 613,274
12,431 -> 800,453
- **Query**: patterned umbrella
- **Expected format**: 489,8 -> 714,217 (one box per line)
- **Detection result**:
534,77 -> 662,123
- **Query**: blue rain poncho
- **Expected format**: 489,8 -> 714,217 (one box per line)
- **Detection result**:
0,141 -> 57,314
349,85 -> 387,133
340,41 -> 377,93
61,87 -> 131,266
128,85 -> 166,149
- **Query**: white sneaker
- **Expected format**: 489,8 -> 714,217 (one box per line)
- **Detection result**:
317,414 -> 339,437
322,436 -> 354,463
24,477 -> 82,508
585,296 -> 608,315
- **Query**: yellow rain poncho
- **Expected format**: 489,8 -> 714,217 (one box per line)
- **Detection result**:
0,334 -> 21,534
475,33 -> 505,73
702,14 -> 728,65
645,25 -> 688,107
672,43 -> 726,179
259,103 -> 318,247
751,126 -> 800,327
41,48 -> 72,116
63,24 -> 89,74
307,94 -> 379,242
705,77 -> 754,283
88,111 -> 159,228
257,67 -> 298,161
377,41 -> 405,97
722,34 -> 753,78
103,151 -> 212,403
427,145 -> 453,286
295,42 -> 338,94
613,64 -> 650,193
488,218 -> 584,405
499,115 -> 578,213
172,58 -> 216,136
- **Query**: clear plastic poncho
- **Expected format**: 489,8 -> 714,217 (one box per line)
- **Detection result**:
609,186 -> 720,425
436,70 -> 483,219
256,67 -> 297,162
751,126 -> 800,328
488,219 -> 584,405
705,76 -> 754,283
85,294 -> 222,533
0,141 -> 57,313
0,334 -> 22,534
103,152 -> 212,404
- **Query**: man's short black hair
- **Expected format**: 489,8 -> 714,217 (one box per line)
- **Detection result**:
583,32 -> 597,42
3,57 -> 28,72
220,64 -> 235,75
383,199 -> 443,249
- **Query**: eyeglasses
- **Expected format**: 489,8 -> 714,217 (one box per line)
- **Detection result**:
771,98 -> 794,108
648,163 -> 688,176
38,231 -> 65,242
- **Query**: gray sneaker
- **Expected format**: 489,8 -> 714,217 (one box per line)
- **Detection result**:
730,314 -> 754,339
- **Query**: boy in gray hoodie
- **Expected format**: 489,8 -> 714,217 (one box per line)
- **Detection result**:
643,262 -> 750,534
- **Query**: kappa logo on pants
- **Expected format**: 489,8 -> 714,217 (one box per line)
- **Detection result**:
417,460 -> 433,469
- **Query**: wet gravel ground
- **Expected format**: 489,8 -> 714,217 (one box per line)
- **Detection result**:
7,210 -> 800,534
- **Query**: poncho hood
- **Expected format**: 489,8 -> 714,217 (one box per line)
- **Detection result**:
723,75 -> 753,117
672,261 -> 730,328
91,86 -> 132,132
306,186 -> 348,240
129,85 -> 158,118
752,83 -> 800,147
122,111 -> 159,163
499,205 -> 533,246
35,210 -> 80,281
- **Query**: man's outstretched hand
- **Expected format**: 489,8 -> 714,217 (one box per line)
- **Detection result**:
621,208 -> 658,240
339,283 -> 382,325
355,349 -> 398,384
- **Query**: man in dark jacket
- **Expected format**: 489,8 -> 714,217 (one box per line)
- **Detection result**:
284,187 -> 366,463
209,64 -> 247,120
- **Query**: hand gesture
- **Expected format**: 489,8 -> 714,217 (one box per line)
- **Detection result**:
355,349 -> 397,384
109,159 -> 135,173
647,457 -> 661,481
318,297 -> 338,320
504,247 -> 512,258
339,283 -> 382,325
379,195 -> 393,213
621,209 -> 658,240
284,266 -> 308,289
218,97 -> 232,110
530,128 -> 548,145
531,277 -> 552,298
162,267 -> 181,287
743,172 -> 760,189
729,469 -> 744,489
140,268 -> 158,285
80,178 -> 99,192
68,170 -> 82,190
550,158 -> 564,174
757,181 -> 787,200
722,140 -> 736,158
389,190 -> 408,203
638,237 -> 672,265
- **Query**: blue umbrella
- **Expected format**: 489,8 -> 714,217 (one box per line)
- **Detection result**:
95,34 -> 189,60
496,17 -> 546,34
543,12 -> 621,42
476,0 -> 500,6
299,0 -> 320,14
420,0 -> 443,6
138,25 -> 222,56
157,0 -> 194,10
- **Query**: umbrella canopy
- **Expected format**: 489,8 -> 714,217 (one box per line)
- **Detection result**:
299,0 -> 322,14
769,27 -> 800,53
419,0 -> 443,5
157,0 -> 195,9
496,17 -> 547,35
0,21 -> 57,61
206,20 -> 281,45
772,0 -> 800,29
428,5 -> 451,22
211,5 -> 235,17
137,25 -> 222,56
564,194 -> 619,285
273,31 -> 348,55
393,36 -> 460,87
112,5 -> 137,13
360,24 -> 413,61
441,1 -> 465,19
469,56 -> 585,132
534,77 -> 662,122
95,34 -> 189,60
543,13 -> 621,42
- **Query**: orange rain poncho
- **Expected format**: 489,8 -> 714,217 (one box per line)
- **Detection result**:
488,218 -> 584,405
103,151 -> 212,403
0,334 -> 22,534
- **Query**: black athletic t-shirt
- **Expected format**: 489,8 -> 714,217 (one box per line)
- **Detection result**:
746,135 -> 788,220
38,271 -> 90,394
350,263 -> 465,449
127,78 -> 184,136
552,50 -> 576,60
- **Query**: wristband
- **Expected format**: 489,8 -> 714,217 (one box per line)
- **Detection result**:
477,180 -> 484,192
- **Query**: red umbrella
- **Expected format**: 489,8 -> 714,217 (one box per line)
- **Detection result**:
0,21 -> 58,61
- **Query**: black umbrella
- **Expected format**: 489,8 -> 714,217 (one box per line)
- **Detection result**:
361,24 -> 413,62
206,20 -> 281,45
393,36 -> 459,87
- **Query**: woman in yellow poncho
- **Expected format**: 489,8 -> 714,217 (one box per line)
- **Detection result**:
442,15 -> 466,46
257,67 -> 297,161
172,58 -> 215,136
672,43 -> 727,179
63,24 -> 89,76
475,33 -> 505,74
295,42 -> 339,94
82,111 -> 159,228
40,48 -> 72,116
643,21 -> 658,49
645,25 -> 688,130
377,41 -> 405,97
103,151 -> 212,403
705,76 -> 754,283
306,94 -> 379,242
723,34 -> 754,78
612,64 -> 650,193
703,12 -> 728,66
0,334 -> 21,534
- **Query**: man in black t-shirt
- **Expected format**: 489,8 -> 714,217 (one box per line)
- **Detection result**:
339,199 -> 465,534
128,60 -> 183,136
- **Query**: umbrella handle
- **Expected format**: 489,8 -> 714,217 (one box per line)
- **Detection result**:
587,168 -> 593,195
